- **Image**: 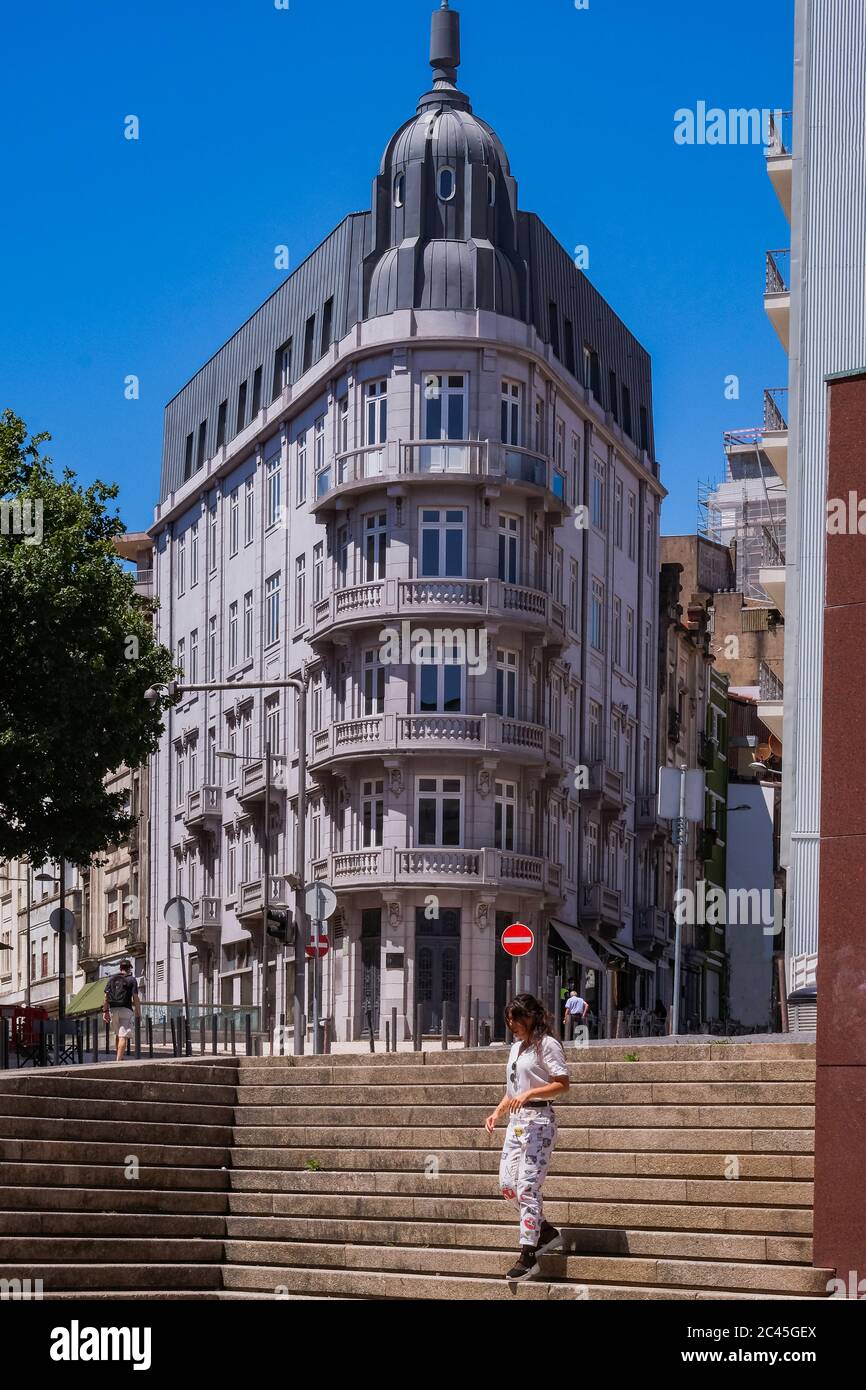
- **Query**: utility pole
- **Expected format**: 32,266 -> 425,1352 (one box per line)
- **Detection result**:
262,737 -> 271,1050
57,857 -> 66,1024
671,764 -> 687,1038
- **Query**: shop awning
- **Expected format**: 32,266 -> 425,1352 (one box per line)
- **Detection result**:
615,943 -> 656,973
549,921 -> 605,971
67,979 -> 108,1015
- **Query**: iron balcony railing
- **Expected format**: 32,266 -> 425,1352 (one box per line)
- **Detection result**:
766,110 -> 792,157
762,527 -> 786,567
763,388 -> 788,433
765,249 -> 791,296
759,662 -> 784,702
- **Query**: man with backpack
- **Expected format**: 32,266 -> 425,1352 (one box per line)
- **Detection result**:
102,960 -> 141,1061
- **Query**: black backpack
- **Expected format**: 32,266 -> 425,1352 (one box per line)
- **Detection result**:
105,973 -> 132,1008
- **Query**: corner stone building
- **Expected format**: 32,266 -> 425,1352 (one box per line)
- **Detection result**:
149,6 -> 663,1042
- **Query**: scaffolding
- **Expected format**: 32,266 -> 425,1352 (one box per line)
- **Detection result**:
699,434 -> 787,603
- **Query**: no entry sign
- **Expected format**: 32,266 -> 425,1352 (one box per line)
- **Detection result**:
305,927 -> 330,959
501,921 -> 534,957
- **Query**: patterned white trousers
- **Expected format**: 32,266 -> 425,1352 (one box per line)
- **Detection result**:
498,1106 -> 557,1246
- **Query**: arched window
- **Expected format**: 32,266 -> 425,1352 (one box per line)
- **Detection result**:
394,172 -> 405,207
437,167 -> 456,201
488,173 -> 496,206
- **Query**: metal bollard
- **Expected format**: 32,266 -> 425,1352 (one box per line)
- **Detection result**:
385,1020 -> 390,1053
162,1016 -> 167,1047
134,1017 -> 141,1060
322,1018 -> 331,1054
92,1016 -> 99,1064
230,1019 -> 236,1055
245,1014 -> 252,1057
170,1018 -> 178,1057
104,1020 -> 110,1056
463,985 -> 472,1050
391,1006 -> 397,1053
199,1018 -> 206,1055
366,1004 -> 375,1054
484,1020 -> 491,1047
0,1017 -> 8,1070
76,1021 -> 84,1064
211,1017 -> 218,1056
414,1003 -> 422,1053
223,1019 -> 229,1055
54,1018 -> 61,1066
147,1018 -> 154,1058
278,1012 -> 285,1057
441,1003 -> 448,1052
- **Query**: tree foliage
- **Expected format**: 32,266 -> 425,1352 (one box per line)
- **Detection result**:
0,410 -> 176,865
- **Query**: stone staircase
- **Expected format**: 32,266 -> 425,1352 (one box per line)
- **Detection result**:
0,1041 -> 833,1300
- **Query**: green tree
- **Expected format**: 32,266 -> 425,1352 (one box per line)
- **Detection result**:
0,410 -> 176,865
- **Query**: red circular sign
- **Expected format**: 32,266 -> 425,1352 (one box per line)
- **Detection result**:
305,929 -> 330,959
501,922 -> 534,957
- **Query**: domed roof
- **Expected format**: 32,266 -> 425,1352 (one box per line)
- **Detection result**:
383,105 -> 511,178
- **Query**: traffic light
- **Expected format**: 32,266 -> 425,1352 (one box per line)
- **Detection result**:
266,910 -> 291,942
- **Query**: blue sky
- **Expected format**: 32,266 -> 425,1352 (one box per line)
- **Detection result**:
0,0 -> 792,537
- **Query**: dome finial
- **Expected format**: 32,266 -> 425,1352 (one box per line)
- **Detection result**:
430,1 -> 460,86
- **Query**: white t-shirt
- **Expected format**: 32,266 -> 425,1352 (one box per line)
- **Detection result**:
564,995 -> 587,1016
506,1035 -> 569,1100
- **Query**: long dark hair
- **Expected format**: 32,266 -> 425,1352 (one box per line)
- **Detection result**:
504,993 -> 553,1054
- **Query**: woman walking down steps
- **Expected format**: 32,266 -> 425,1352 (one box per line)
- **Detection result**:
484,994 -> 571,1280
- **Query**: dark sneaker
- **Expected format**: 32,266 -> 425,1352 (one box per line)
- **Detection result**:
538,1221 -> 560,1249
505,1246 -> 538,1280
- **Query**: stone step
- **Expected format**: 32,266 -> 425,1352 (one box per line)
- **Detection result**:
217,1238 -> 829,1295
221,1189 -> 813,1233
229,1104 -> 815,1129
224,1143 -> 813,1179
0,1060 -> 237,1089
231,1081 -> 815,1108
219,1167 -> 813,1207
0,1162 -> 230,1192
0,1262 -> 225,1291
0,1137 -> 231,1169
0,1210 -> 230,1238
0,1076 -> 237,1106
0,1236 -> 227,1264
221,1264 -> 823,1301
223,1123 -> 814,1154
0,1184 -> 229,1213
0,1091 -> 236,1125
235,1060 -> 817,1085
0,1115 -> 234,1146
243,1043 -> 816,1068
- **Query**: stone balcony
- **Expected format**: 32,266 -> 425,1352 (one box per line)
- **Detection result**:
310,576 -> 567,645
634,906 -> 672,951
311,846 -> 563,899
311,438 -> 568,518
579,881 -> 623,932
191,895 -> 221,947
583,761 -> 624,817
635,792 -> 668,841
310,712 -> 565,772
236,876 -> 291,921
184,784 -> 223,831
236,760 -> 286,809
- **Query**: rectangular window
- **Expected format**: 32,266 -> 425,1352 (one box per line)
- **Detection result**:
496,649 -> 518,718
565,810 -> 576,882
627,492 -> 636,559
335,523 -> 349,591
338,395 -> 349,453
548,301 -> 560,358
612,596 -> 622,666
500,380 -> 521,446
495,781 -> 517,851
592,457 -> 606,530
264,574 -> 280,647
424,373 -> 466,442
610,711 -> 622,772
184,432 -> 194,482
208,508 -> 217,573
555,418 -> 565,470
363,648 -> 385,715
313,542 -> 325,603
645,509 -> 655,579
567,686 -> 577,758
569,558 -> 580,634
177,635 -> 186,684
251,366 -> 263,419
609,370 -> 618,423
189,628 -> 198,684
364,511 -> 387,581
314,415 -> 325,478
296,433 -> 307,506
294,554 -> 306,628
196,421 -> 207,471
420,507 -> 465,578
590,578 -> 604,652
265,696 -> 280,754
266,454 -> 281,528
208,616 -> 217,681
176,743 -> 185,805
365,379 -> 388,446
644,621 -> 653,688
361,779 -> 384,848
243,590 -> 254,658
228,603 -> 238,668
236,381 -> 247,436
589,701 -> 602,762
320,297 -> 333,356
311,673 -> 323,731
640,405 -> 650,453
416,776 -> 463,847
534,397 -> 545,454
177,534 -> 186,596
622,384 -> 632,439
586,348 -> 601,399
226,830 -> 236,896
571,432 -> 580,507
498,515 -> 520,584
625,723 -> 635,793
229,490 -> 239,557
302,315 -> 316,373
626,606 -> 635,675
624,835 -> 633,905
244,476 -> 254,546
190,522 -> 199,587
216,400 -> 228,450
273,339 -> 291,400
564,318 -> 575,375
552,544 -> 563,604
614,478 -> 623,549
419,642 -> 463,713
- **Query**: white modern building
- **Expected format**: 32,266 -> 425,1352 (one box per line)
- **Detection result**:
147,4 -> 664,1043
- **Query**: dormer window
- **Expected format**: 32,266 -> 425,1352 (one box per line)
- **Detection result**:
437,167 -> 456,201
394,173 -> 405,207
488,173 -> 496,206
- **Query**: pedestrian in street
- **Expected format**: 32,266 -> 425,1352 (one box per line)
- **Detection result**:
484,993 -> 570,1280
563,987 -> 589,1039
102,960 -> 141,1062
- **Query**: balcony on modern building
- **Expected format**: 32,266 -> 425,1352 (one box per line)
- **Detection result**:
634,906 -> 672,951
311,846 -> 563,899
191,895 -> 221,947
582,761 -> 624,817
310,712 -> 565,774
235,760 -> 286,809
764,250 -> 791,351
311,438 -> 568,518
722,388 -> 788,487
758,529 -> 786,615
310,576 -> 567,648
184,784 -> 223,832
758,662 -> 784,740
579,881 -> 623,934
635,792 -> 667,841
765,110 -> 792,220
133,569 -> 154,598
236,875 -> 291,922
